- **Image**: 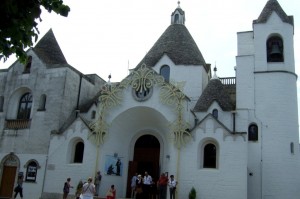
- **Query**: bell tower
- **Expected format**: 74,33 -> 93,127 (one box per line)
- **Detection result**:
236,0 -> 300,198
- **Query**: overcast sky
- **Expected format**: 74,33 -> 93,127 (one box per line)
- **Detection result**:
1,0 -> 299,83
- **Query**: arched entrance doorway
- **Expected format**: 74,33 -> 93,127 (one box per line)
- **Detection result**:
126,134 -> 160,197
0,153 -> 19,198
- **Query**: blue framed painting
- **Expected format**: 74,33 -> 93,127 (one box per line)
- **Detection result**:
104,155 -> 123,176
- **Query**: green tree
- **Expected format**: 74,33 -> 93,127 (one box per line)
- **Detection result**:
0,0 -> 70,63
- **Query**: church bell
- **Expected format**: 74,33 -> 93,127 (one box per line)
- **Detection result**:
270,42 -> 282,57
268,40 -> 283,62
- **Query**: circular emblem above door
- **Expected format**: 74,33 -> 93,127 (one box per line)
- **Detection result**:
132,87 -> 153,102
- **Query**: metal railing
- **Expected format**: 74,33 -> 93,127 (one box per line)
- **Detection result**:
5,119 -> 31,129
220,77 -> 236,85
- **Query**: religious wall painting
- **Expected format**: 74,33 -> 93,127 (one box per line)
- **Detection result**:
104,155 -> 123,176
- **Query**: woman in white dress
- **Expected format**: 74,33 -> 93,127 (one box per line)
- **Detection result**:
81,177 -> 95,199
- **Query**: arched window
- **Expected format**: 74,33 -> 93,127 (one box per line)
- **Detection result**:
175,14 -> 179,23
248,124 -> 258,141
17,92 -> 32,119
267,36 -> 284,62
38,94 -> 46,111
91,111 -> 96,119
24,56 -> 32,73
73,142 -> 84,163
160,65 -> 170,82
212,109 -> 218,119
203,143 -> 217,168
0,96 -> 4,112
25,161 -> 38,182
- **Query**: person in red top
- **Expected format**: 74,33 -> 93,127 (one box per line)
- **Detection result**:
157,173 -> 168,199
106,184 -> 116,199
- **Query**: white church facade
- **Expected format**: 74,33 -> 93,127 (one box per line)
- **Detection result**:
0,0 -> 299,199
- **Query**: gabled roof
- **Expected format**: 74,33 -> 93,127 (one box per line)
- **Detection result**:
253,0 -> 293,26
193,78 -> 234,112
136,24 -> 207,70
193,113 -> 246,137
33,29 -> 68,64
79,91 -> 101,113
54,114 -> 92,135
195,113 -> 233,134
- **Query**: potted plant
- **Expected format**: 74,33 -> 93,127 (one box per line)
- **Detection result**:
189,187 -> 196,199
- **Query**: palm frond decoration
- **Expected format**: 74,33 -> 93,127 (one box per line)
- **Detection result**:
160,79 -> 191,148
171,119 -> 192,149
89,116 -> 109,146
130,64 -> 164,92
160,83 -> 185,108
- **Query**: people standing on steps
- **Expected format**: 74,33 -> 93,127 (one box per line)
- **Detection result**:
131,173 -> 138,198
157,173 -> 168,199
94,171 -> 102,196
168,175 -> 177,199
143,171 -> 153,199
135,174 -> 143,199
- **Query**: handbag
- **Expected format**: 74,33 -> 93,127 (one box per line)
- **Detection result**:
14,185 -> 20,192
136,187 -> 143,194
106,190 -> 113,197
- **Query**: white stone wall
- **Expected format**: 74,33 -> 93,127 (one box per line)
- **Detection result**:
153,55 -> 206,106
254,73 -> 300,198
44,119 -> 96,196
178,118 -> 247,199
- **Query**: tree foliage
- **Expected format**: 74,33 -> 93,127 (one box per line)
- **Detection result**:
0,0 -> 70,63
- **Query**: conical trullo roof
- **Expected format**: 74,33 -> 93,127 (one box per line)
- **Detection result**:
33,29 -> 67,64
193,78 -> 234,112
137,24 -> 207,69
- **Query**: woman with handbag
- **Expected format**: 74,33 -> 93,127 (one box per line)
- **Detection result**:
106,184 -> 116,199
81,177 -> 95,199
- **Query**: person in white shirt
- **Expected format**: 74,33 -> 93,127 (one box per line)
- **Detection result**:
168,175 -> 177,199
81,177 -> 95,199
143,171 -> 152,199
